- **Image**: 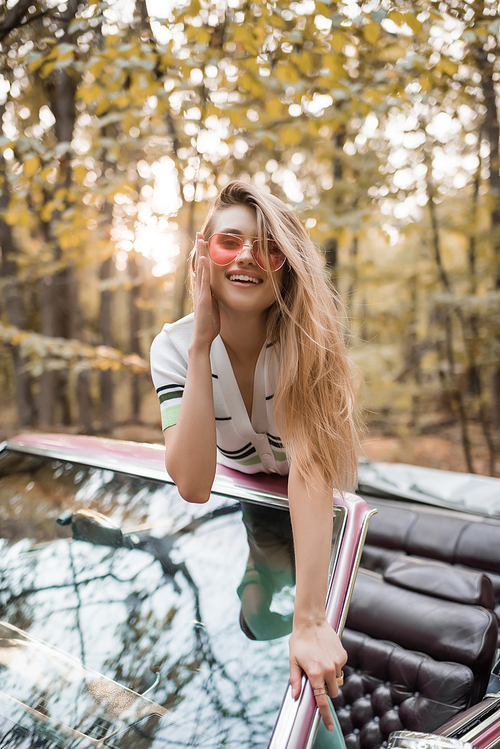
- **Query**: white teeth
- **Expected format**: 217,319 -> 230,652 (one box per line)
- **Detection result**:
228,274 -> 261,284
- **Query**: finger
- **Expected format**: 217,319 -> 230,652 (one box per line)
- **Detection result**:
314,691 -> 334,732
324,672 -> 339,700
198,255 -> 210,292
289,662 -> 302,701
196,232 -> 208,259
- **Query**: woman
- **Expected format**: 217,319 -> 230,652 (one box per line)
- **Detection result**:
150,181 -> 360,733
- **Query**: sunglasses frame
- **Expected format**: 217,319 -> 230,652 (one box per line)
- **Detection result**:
205,233 -> 286,272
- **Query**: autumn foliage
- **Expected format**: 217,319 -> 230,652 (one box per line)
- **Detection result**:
0,0 -> 499,473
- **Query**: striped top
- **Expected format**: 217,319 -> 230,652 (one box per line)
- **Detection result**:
150,313 -> 289,476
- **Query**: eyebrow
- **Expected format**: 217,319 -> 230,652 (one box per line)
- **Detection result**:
216,228 -> 247,235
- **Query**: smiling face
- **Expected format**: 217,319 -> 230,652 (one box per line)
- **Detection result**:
206,204 -> 284,318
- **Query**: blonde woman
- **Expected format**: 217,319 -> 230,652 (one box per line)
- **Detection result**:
150,181 -> 359,734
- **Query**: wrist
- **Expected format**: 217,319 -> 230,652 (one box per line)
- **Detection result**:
188,341 -> 212,357
293,610 -> 327,629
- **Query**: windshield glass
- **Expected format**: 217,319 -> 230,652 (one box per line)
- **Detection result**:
0,449 -> 345,748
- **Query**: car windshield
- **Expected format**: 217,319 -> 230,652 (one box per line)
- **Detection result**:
0,449 -> 345,749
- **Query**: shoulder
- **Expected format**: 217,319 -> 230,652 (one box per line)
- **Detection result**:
150,313 -> 194,360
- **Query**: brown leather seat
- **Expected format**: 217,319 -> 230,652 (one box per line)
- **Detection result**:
334,556 -> 498,749
360,501 -> 500,647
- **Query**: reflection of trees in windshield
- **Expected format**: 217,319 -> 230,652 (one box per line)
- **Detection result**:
0,452 -> 180,545
0,455 -> 295,747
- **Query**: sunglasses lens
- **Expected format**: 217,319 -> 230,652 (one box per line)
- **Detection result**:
208,234 -> 243,265
254,241 -> 286,271
208,234 -> 286,270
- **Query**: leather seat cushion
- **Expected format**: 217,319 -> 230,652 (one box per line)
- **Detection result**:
346,569 -> 497,701
383,557 -> 494,609
361,502 -> 500,647
334,629 -> 475,749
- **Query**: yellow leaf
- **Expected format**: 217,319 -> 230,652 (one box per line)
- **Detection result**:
23,156 -> 40,178
239,75 -> 262,96
114,94 -> 131,108
403,12 -> 421,33
266,98 -> 283,118
330,32 -> 344,54
276,64 -> 299,83
322,53 -> 343,78
196,29 -> 211,45
79,84 -> 101,104
95,96 -> 110,115
363,23 -> 380,45
281,125 -> 301,146
294,52 -> 315,75
73,165 -> 87,184
41,201 -> 56,222
41,61 -> 55,77
88,59 -> 105,77
389,10 -> 404,25
227,109 -> 244,128
233,27 -> 249,43
28,55 -> 44,72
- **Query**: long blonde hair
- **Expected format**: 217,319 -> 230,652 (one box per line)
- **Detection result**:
196,181 -> 360,494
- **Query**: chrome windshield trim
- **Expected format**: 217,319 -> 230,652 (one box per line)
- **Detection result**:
336,508 -> 378,638
2,440 -> 290,509
303,507 -> 378,749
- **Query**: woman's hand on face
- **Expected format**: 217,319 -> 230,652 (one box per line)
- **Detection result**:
191,233 -> 221,350
289,618 -> 347,732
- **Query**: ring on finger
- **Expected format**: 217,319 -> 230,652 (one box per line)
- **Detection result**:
313,686 -> 327,696
336,670 -> 344,686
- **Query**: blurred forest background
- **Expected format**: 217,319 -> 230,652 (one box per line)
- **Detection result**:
0,0 -> 499,475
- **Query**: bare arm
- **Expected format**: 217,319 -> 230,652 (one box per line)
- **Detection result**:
164,236 -> 220,504
288,461 -> 347,732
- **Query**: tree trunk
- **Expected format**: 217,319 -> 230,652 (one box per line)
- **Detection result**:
38,273 -> 57,425
0,134 -> 36,427
40,2 -> 91,428
99,257 -> 114,431
128,251 -> 142,422
408,277 -> 422,430
476,45 -> 500,429
325,131 -> 345,281
425,148 -> 475,472
175,197 -> 197,320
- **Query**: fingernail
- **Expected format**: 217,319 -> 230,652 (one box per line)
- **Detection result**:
327,725 -> 334,732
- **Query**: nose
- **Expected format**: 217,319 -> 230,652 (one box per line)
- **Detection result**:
236,241 -> 256,264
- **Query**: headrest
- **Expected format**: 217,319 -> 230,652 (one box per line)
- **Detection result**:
383,557 -> 494,609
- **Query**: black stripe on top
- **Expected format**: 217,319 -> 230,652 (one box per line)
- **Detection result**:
217,442 -> 255,458
267,433 -> 284,448
212,373 -> 218,379
159,388 -> 184,404
157,384 -> 184,394
218,445 -> 256,460
215,416 -> 232,421
265,394 -> 274,401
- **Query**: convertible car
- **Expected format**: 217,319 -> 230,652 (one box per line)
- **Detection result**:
0,433 -> 498,749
